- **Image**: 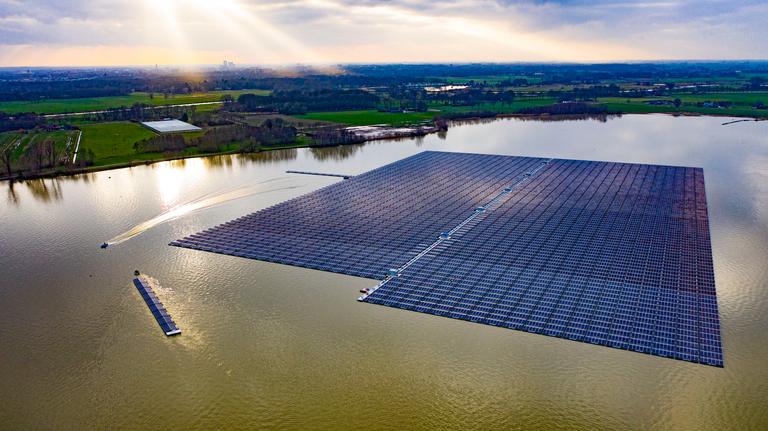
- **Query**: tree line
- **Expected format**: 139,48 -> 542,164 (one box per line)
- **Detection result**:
133,119 -> 297,155
233,89 -> 379,114
0,113 -> 44,132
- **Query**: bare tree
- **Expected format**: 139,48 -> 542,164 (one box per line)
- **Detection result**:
21,138 -> 50,172
1,145 -> 13,178
42,138 -> 59,168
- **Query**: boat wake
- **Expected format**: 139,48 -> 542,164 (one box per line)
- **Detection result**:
106,178 -> 298,246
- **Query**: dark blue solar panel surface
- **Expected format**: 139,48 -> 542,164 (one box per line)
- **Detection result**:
133,277 -> 180,336
170,151 -> 722,366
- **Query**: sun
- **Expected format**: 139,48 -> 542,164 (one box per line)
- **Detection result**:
141,0 -> 323,65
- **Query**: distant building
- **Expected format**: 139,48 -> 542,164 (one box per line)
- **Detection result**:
141,119 -> 201,134
222,60 -> 236,69
423,85 -> 470,93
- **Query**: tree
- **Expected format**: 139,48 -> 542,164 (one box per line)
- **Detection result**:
673,98 -> 682,109
502,90 -> 516,106
24,139 -> 46,171
1,145 -> 12,178
42,138 -> 59,168
433,116 -> 448,132
749,76 -> 765,90
80,148 -> 95,167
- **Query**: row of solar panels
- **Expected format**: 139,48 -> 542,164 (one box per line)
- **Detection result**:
133,277 -> 181,336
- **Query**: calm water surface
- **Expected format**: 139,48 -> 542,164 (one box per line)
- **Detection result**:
1,115 -> 767,430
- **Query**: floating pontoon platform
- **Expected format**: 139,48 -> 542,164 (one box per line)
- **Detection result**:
132,277 -> 181,336
286,170 -> 352,179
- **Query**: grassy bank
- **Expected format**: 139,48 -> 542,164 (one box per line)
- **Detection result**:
0,89 -> 271,115
0,140 -> 301,181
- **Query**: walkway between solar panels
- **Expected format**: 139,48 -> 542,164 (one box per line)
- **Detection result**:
286,170 -> 353,179
359,158 -> 554,301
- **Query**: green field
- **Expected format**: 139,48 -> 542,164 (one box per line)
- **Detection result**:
296,99 -> 559,126
673,92 -> 768,104
599,93 -> 768,117
1,129 -> 78,158
433,75 -> 544,85
78,122 -> 242,166
605,103 -> 768,118
297,110 -> 436,126
430,98 -> 557,114
79,122 -> 157,165
601,92 -> 768,106
0,89 -> 271,115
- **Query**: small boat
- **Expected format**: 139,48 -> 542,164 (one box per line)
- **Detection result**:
100,242 -> 109,249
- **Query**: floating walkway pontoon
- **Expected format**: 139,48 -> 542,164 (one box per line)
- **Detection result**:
133,277 -> 181,336
286,170 -> 352,179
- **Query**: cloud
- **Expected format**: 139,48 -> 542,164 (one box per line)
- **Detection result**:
0,0 -> 765,66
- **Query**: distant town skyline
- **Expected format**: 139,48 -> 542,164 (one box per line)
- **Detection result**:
1,0 -> 766,67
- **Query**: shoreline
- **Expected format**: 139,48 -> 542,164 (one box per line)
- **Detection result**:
3,111 -> 765,182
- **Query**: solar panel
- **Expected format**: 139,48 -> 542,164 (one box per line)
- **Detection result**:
133,277 -> 181,336
170,151 -> 721,366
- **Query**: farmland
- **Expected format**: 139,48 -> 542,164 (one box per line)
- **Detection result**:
0,129 -> 81,177
598,92 -> 768,117
0,90 -> 271,115
297,110 -> 436,126
3,62 -> 768,181
79,122 -> 157,165
430,98 -> 557,114
296,99 -> 559,126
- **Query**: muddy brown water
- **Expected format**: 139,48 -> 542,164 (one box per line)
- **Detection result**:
1,115 -> 767,429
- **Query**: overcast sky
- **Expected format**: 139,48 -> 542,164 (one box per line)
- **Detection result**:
0,0 -> 766,66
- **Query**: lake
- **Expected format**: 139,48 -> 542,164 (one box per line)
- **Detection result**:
1,114 -> 767,429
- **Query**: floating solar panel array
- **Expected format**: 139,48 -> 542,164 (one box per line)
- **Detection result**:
133,277 -> 181,336
171,151 -> 722,366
